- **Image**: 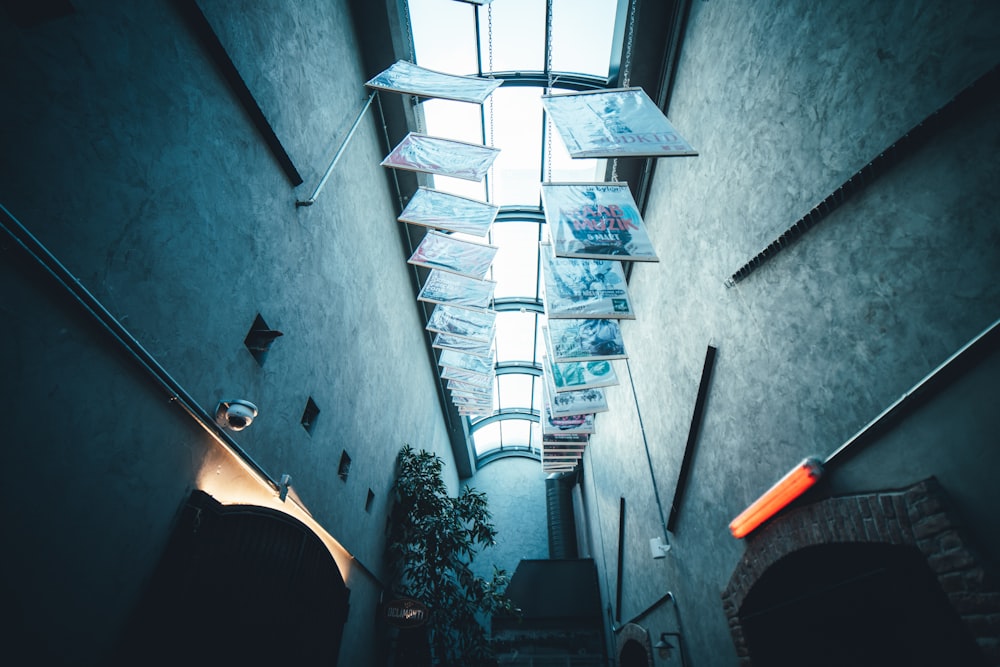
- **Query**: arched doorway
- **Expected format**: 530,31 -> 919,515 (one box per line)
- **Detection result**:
620,638 -> 650,667
740,543 -> 984,667
113,490 -> 350,666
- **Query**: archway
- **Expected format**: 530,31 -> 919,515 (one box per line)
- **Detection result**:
621,638 -> 650,667
740,543 -> 983,667
113,490 -> 350,666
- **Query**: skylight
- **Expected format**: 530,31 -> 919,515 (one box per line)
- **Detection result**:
407,0 -> 621,461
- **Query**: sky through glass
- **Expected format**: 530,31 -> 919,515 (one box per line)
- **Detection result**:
407,0 -> 619,459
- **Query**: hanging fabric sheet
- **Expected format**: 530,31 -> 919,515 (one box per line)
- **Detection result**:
399,187 -> 498,238
382,132 -> 500,182
541,182 -> 658,262
409,230 -> 498,280
540,242 -> 634,319
426,304 -> 496,343
546,318 -> 628,363
433,332 -> 494,358
541,382 -> 595,435
418,270 -> 496,311
438,348 -> 495,376
366,60 -> 502,104
541,87 -> 697,158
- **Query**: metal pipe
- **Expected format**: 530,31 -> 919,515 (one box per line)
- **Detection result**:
1,202 -> 279,489
825,317 -> 1000,466
296,91 -> 377,207
1,202 -> 389,588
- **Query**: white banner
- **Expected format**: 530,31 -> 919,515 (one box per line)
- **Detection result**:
542,87 -> 697,158
546,318 -> 627,363
540,242 -> 634,319
541,182 -> 658,262
366,60 -> 502,104
418,270 -> 496,311
382,132 -> 500,182
399,187 -> 498,237
426,304 -> 496,342
409,230 -> 498,280
438,348 -> 494,375
541,383 -> 595,435
440,366 -> 494,387
433,332 -> 493,358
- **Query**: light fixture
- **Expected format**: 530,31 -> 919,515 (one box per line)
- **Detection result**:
653,632 -> 681,661
729,457 -> 823,538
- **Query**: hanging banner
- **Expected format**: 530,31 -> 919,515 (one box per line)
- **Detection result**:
545,381 -> 609,417
418,270 -> 496,311
543,433 -> 590,446
399,187 -> 499,238
541,383 -> 595,435
451,393 -> 493,408
409,230 -> 498,280
365,60 -> 502,104
542,341 -> 619,393
433,332 -> 493,358
541,87 -> 697,158
447,379 -> 494,396
540,242 -> 634,319
426,304 -> 496,343
541,182 -> 658,262
546,318 -> 627,363
438,348 -> 494,376
382,132 -> 500,182
441,366 -> 494,387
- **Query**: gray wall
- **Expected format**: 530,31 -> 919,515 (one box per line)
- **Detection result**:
0,1 -> 454,665
467,457 -> 550,585
579,0 -> 1000,665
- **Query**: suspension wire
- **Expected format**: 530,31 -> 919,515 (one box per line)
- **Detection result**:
612,0 -> 638,183
403,0 -> 415,63
622,0 -> 638,88
545,0 -> 554,182
487,2 -> 495,202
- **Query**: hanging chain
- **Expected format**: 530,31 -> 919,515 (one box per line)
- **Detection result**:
488,3 -> 495,147
622,0 -> 638,88
545,0 -> 554,182
403,0 -> 415,63
611,0 -> 637,182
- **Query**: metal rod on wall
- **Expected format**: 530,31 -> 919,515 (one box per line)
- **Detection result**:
296,91 -> 377,207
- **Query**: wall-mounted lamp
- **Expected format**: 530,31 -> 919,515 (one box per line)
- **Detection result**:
279,473 -> 292,502
729,457 -> 823,538
653,632 -> 683,663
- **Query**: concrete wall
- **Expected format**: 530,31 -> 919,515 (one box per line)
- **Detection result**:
467,457 -> 550,585
579,1 -> 1000,665
0,2 -> 454,665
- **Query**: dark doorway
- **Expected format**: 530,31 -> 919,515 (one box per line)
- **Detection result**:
739,543 -> 984,667
112,490 -> 350,667
620,638 -> 649,667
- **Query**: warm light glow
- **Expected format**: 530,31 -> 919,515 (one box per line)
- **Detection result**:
729,458 -> 823,538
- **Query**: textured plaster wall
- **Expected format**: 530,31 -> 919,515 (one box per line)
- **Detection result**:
467,458 -> 550,585
0,1 -> 453,665
579,1 -> 1000,665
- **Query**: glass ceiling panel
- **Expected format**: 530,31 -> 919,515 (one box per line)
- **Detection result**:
473,421 -> 502,456
488,86 -> 544,206
476,0 -> 546,74
497,374 -> 533,410
408,0 -> 479,74
489,221 -> 540,298
407,0 -> 622,458
550,0 -> 619,78
494,311 -> 539,362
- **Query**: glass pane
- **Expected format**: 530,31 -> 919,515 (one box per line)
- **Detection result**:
497,373 -> 533,411
408,0 -> 479,75
418,98 -> 489,200
477,0 -> 545,74
500,418 -> 532,447
489,221 -> 540,298
550,0 -> 619,78
488,87 -> 544,206
495,311 -> 539,362
473,420 -> 502,456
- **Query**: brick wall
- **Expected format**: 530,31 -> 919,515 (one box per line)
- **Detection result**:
721,478 -> 1000,665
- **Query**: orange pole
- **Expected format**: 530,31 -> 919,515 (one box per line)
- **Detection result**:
729,458 -> 823,538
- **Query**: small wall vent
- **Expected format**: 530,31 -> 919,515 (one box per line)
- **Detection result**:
300,397 -> 320,434
244,313 -> 283,365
